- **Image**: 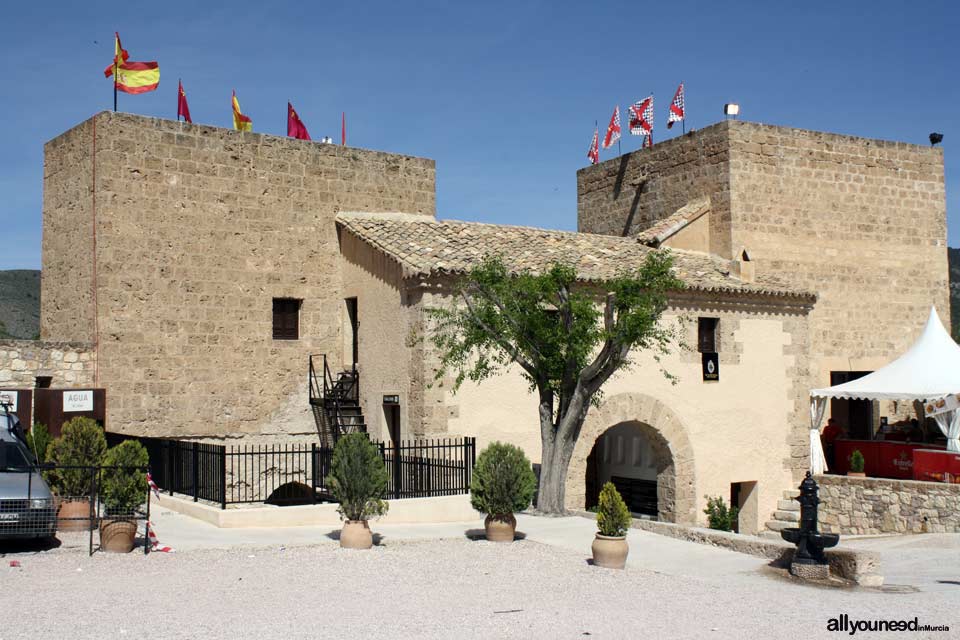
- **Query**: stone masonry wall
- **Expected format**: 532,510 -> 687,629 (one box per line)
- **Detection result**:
0,339 -> 96,388
577,122 -> 733,258
817,474 -> 960,535
726,122 -> 949,389
41,119 -> 96,343
41,111 -> 436,438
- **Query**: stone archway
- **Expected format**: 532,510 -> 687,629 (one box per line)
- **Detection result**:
565,392 -> 696,524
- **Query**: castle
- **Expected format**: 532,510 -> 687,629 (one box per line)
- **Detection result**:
6,111 -> 947,530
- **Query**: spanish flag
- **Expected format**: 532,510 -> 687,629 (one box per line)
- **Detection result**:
104,32 -> 159,94
232,91 -> 253,131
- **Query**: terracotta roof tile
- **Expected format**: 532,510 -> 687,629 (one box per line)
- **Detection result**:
337,211 -> 813,301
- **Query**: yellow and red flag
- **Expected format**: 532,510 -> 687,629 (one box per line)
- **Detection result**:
104,32 -> 159,94
232,91 -> 253,131
103,32 -> 129,78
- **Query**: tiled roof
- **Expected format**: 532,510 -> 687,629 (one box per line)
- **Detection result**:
635,196 -> 711,246
337,211 -> 814,301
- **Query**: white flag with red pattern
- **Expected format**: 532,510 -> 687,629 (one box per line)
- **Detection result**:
667,82 -> 685,129
629,96 -> 653,136
587,126 -> 599,164
601,106 -> 621,149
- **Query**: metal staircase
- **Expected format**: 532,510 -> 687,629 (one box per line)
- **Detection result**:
309,354 -> 367,447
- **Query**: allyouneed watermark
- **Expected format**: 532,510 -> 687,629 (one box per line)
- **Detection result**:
828,614 -> 950,635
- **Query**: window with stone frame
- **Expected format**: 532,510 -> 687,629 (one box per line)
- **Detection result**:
272,298 -> 301,340
698,317 -> 719,353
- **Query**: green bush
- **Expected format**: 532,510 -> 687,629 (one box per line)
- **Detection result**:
596,482 -> 631,537
469,442 -> 536,516
101,441 -> 149,516
27,423 -> 52,464
45,417 -> 107,497
325,433 -> 389,522
849,449 -> 865,473
704,495 -> 739,532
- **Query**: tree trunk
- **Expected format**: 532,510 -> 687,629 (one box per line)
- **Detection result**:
537,438 -> 567,514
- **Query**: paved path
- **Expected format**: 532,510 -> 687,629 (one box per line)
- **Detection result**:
147,506 -> 779,585
843,533 -> 960,593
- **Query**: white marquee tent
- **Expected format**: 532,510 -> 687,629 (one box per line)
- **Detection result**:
807,307 -> 960,473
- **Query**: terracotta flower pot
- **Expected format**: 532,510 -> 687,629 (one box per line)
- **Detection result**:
484,513 -> 516,542
99,518 -> 137,553
340,520 -> 373,549
57,499 -> 93,532
592,533 -> 629,569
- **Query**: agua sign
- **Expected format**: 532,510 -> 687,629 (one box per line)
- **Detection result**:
63,390 -> 94,412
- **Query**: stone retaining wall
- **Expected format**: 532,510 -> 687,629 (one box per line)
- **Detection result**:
0,339 -> 96,387
817,474 -> 960,535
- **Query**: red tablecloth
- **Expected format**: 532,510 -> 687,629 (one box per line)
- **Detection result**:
833,440 -> 942,479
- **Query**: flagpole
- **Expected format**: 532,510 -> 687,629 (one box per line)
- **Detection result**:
113,56 -> 118,112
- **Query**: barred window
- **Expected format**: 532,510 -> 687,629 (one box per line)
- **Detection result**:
698,317 -> 718,353
273,298 -> 301,340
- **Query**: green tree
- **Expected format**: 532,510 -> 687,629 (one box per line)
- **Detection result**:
427,252 -> 683,514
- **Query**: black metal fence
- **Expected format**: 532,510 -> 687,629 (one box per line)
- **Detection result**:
0,464 -> 151,556
111,434 -> 475,509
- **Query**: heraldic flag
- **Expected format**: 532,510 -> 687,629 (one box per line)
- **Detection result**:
104,33 -> 159,94
602,106 -> 621,149
233,91 -> 253,131
178,80 -> 192,123
287,103 -> 311,140
587,126 -> 599,165
629,96 -> 653,136
668,82 -> 685,129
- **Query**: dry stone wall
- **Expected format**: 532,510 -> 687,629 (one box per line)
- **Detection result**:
0,339 -> 96,388
817,474 -> 960,535
41,112 -> 436,438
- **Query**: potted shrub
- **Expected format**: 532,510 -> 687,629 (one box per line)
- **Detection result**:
592,482 -> 631,569
470,442 -> 536,542
325,433 -> 389,549
848,449 -> 866,477
26,422 -> 52,464
99,440 -> 149,553
704,495 -> 739,532
46,417 -> 107,531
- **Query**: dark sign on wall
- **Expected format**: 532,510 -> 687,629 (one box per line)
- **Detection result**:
702,353 -> 719,381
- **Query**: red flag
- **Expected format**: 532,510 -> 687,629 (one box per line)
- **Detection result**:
667,82 -> 685,129
601,106 -> 620,149
341,112 -> 346,146
287,102 -> 311,140
643,133 -> 653,149
587,126 -> 599,165
177,80 -> 192,123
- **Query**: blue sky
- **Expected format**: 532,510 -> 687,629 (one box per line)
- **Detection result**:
1,0 -> 958,269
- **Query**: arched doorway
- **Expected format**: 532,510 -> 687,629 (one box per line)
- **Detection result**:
565,392 -> 696,524
585,421 -> 672,518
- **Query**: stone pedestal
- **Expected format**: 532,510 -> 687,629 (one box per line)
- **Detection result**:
790,562 -> 829,581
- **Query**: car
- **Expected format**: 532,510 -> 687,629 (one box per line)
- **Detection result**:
0,407 -> 57,540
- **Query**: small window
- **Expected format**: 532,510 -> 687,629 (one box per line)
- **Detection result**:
698,317 -> 718,353
273,298 -> 301,340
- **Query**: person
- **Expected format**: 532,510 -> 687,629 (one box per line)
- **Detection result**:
907,418 -> 925,443
821,418 -> 845,469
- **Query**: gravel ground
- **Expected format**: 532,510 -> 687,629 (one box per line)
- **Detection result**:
1,535 -> 956,640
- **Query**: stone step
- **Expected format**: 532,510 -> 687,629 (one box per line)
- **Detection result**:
774,510 -> 801,522
777,499 -> 800,511
758,530 -> 783,540
782,489 -> 799,499
764,520 -> 793,532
